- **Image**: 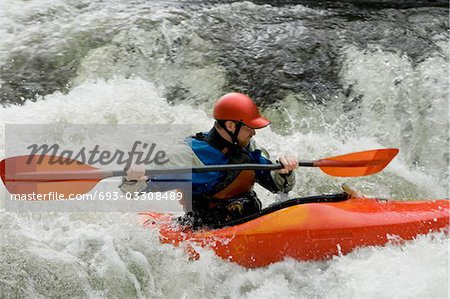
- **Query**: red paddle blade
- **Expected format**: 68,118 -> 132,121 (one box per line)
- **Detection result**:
315,148 -> 399,177
0,155 -> 102,198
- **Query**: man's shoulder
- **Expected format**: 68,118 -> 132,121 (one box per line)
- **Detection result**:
188,134 -> 228,165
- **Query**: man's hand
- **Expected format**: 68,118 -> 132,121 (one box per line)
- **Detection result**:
276,155 -> 299,174
125,164 -> 148,181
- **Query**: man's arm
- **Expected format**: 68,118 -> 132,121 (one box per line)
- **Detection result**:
248,140 -> 297,193
118,142 -> 197,195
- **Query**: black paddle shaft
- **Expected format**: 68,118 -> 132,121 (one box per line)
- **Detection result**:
111,161 -> 315,177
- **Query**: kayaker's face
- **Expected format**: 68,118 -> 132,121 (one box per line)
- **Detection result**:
236,124 -> 256,147
220,121 -> 256,147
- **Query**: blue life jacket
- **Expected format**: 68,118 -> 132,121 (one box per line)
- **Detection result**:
143,129 -> 281,197
189,129 -> 280,197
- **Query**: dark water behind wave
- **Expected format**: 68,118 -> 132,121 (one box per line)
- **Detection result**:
1,0 -> 448,185
0,1 -> 447,106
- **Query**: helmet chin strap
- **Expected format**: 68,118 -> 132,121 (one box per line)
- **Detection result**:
221,121 -> 243,146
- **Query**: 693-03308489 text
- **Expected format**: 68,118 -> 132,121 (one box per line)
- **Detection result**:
9,191 -> 184,201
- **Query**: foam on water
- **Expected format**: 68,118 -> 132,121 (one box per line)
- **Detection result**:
1,77 -> 448,298
1,77 -> 446,198
1,78 -> 209,127
339,45 -> 449,187
1,0 -> 448,296
0,209 -> 448,298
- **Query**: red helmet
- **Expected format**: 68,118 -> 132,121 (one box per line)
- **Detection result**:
213,93 -> 271,129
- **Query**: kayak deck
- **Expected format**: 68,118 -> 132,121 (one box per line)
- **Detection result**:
141,193 -> 449,268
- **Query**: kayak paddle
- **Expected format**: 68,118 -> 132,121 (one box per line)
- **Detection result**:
0,148 -> 398,197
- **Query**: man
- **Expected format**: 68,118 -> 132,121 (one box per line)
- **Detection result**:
120,92 -> 298,227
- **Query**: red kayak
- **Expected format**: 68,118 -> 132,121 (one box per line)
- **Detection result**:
141,191 -> 449,268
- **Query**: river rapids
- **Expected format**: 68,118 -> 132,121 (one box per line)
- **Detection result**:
0,0 -> 448,298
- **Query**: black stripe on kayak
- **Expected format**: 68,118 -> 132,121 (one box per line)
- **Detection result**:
207,193 -> 349,229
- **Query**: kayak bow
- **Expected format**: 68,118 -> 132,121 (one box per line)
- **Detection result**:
141,191 -> 449,268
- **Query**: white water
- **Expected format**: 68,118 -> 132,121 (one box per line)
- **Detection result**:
1,210 -> 448,298
1,0 -> 449,297
1,78 -> 448,298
